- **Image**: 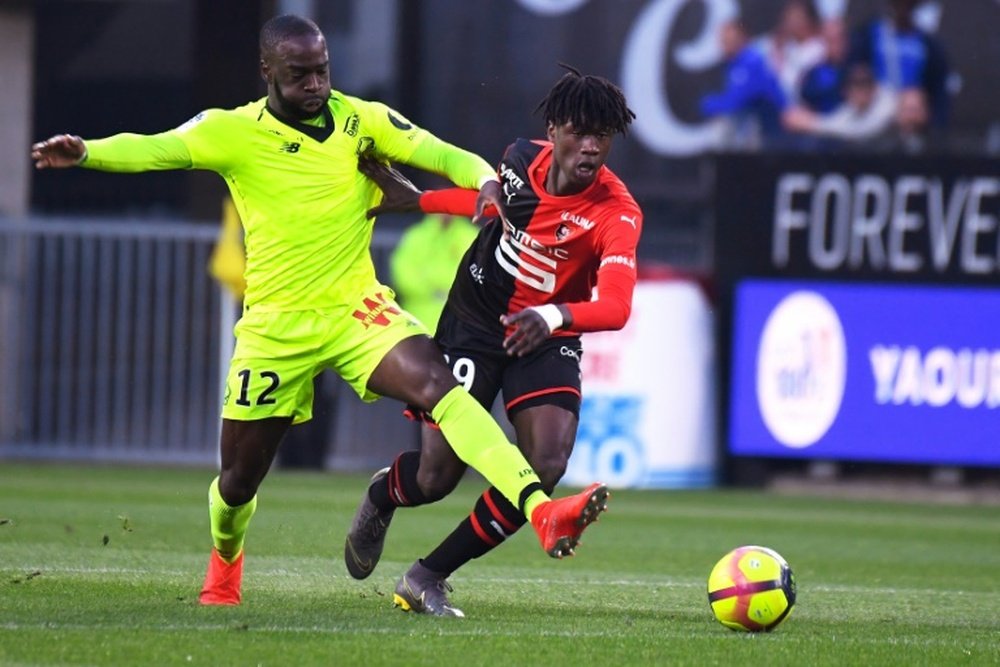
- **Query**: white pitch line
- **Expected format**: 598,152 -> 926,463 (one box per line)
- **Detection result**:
6,565 -> 999,599
0,621 -> 993,650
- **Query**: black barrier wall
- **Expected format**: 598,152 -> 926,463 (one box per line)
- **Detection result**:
715,154 -> 999,474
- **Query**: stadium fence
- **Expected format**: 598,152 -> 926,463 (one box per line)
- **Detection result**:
0,216 -> 408,468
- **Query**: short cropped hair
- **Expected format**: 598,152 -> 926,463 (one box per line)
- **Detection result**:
260,14 -> 323,57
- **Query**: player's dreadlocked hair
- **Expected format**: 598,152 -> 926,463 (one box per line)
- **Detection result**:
260,14 -> 322,57
535,63 -> 636,135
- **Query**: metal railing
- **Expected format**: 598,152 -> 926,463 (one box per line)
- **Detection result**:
0,216 -> 412,468
0,217 -> 224,464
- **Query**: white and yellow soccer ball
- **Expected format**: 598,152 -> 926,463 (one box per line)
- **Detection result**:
707,545 -> 796,632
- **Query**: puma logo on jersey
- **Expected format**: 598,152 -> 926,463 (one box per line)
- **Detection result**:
620,214 -> 637,228
502,180 -> 518,205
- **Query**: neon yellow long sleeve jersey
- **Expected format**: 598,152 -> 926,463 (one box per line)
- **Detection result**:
82,93 -> 495,311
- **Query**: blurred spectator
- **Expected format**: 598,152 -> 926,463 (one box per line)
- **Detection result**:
799,17 -> 850,113
701,19 -> 790,150
389,213 -> 477,332
756,0 -> 826,103
882,86 -> 932,153
784,63 -> 897,148
847,0 -> 951,128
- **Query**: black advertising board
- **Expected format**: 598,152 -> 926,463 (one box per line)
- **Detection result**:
715,153 -> 1000,286
715,154 -> 1000,469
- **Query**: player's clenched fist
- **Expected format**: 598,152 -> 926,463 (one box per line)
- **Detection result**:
31,134 -> 86,169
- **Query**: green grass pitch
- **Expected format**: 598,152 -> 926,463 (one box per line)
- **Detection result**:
1,461 -> 998,666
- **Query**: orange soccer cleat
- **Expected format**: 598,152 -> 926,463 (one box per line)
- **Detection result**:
199,548 -> 244,605
530,482 -> 610,558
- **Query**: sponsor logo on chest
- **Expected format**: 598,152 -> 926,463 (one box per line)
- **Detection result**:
560,210 -> 595,231
499,163 -> 525,205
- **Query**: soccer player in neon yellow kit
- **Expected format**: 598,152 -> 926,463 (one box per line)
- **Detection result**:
31,14 -> 609,606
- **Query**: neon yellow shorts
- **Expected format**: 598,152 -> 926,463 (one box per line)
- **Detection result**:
221,285 -> 428,424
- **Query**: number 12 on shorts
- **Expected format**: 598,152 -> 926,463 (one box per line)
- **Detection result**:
234,369 -> 280,406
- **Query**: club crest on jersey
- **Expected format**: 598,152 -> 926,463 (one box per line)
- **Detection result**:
387,111 -> 413,131
352,292 -> 401,328
555,224 -> 571,241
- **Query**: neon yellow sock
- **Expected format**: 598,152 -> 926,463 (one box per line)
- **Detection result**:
523,491 -> 548,522
208,476 -> 257,562
431,386 -> 550,518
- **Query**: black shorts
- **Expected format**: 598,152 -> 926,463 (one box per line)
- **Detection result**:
414,309 -> 583,421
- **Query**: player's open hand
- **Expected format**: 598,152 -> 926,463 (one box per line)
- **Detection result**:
357,154 -> 422,218
500,309 -> 551,357
474,180 -> 508,226
31,134 -> 87,169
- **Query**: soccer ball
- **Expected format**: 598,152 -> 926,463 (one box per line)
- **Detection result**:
707,545 -> 796,632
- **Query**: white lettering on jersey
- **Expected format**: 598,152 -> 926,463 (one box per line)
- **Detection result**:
499,163 -> 526,190
500,163 -> 526,205
600,255 -> 636,269
561,210 -> 596,230
176,112 -> 206,131
495,221 -> 571,293
496,235 -> 557,292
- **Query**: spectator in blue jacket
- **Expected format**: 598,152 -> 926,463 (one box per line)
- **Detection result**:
847,0 -> 951,128
701,19 -> 790,150
799,17 -> 850,114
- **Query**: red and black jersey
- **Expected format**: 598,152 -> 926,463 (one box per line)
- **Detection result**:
420,138 -> 642,343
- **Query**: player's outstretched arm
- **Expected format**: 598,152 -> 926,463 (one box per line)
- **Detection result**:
359,154 -> 496,220
31,134 -> 87,169
358,155 -> 423,218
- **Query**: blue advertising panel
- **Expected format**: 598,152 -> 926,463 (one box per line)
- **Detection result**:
729,279 -> 1000,466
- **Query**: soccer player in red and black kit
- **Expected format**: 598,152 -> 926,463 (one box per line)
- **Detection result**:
345,65 -> 641,617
